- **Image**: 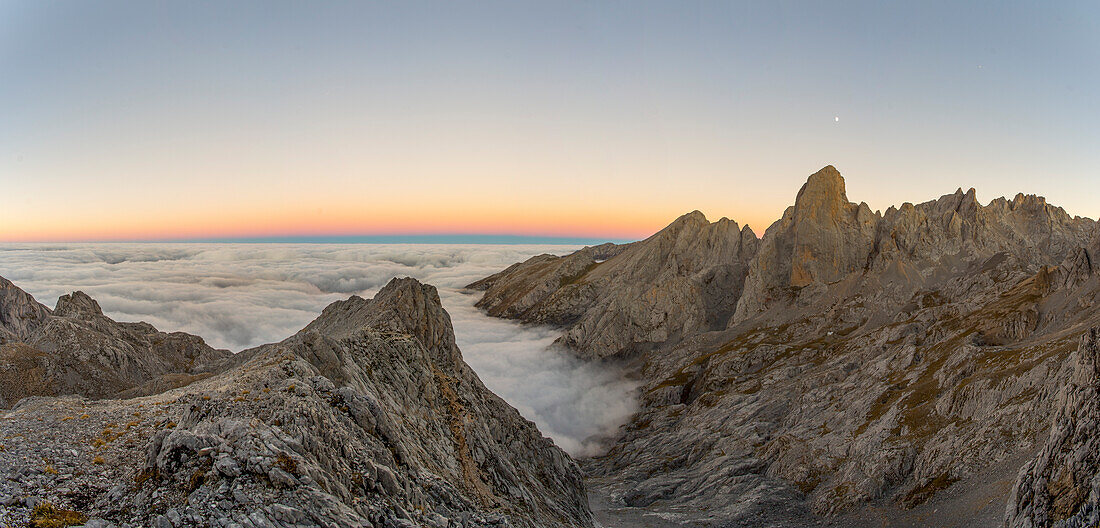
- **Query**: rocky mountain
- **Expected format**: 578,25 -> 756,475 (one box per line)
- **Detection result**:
0,278 -> 231,409
471,166 -> 1100,526
0,277 -> 592,528
470,213 -> 759,360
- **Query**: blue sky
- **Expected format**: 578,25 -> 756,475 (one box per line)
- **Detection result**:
1,1 -> 1097,241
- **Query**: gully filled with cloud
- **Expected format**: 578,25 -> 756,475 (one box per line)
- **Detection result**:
0,243 -> 638,456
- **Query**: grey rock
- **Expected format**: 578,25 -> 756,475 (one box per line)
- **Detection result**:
472,165 -> 1100,525
0,277 -> 591,528
267,467 -> 297,488
1006,328 -> 1100,527
215,456 -> 242,478
469,212 -> 759,360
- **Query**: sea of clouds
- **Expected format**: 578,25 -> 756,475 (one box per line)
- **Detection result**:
0,243 -> 638,456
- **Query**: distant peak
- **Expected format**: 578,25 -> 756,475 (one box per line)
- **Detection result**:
680,210 -> 708,223
801,165 -> 847,197
657,210 -> 710,234
55,291 -> 103,318
302,277 -> 454,355
792,165 -> 850,219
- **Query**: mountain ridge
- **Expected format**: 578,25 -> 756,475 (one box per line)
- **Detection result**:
0,276 -> 593,527
470,165 -> 1100,526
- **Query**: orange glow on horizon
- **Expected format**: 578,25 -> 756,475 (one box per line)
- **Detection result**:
0,202 -> 776,243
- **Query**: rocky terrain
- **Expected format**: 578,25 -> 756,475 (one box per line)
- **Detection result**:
0,277 -> 232,408
471,166 -> 1100,526
0,278 -> 591,528
1006,328 -> 1100,528
5,164 -> 1100,528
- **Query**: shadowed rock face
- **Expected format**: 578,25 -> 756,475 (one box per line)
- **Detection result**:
0,277 -> 593,527
0,282 -> 231,409
472,165 -> 1100,526
469,212 -> 759,360
0,276 -> 52,342
1006,328 -> 1100,528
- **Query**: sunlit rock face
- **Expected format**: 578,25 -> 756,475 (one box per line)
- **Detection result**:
734,165 -> 878,320
473,165 -> 1100,526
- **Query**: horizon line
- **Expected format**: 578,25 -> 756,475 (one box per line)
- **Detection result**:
0,233 -> 637,246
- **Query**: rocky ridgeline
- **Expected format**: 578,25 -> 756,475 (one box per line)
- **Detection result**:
0,278 -> 591,528
0,277 -> 232,408
470,215 -> 759,360
470,166 -> 1100,526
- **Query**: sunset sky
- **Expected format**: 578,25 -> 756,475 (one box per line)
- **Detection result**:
2,1 -> 1098,242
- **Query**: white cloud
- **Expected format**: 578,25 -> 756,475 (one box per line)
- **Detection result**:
0,243 -> 638,456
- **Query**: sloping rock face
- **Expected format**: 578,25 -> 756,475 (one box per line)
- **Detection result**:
1006,328 -> 1100,528
0,278 -> 591,528
733,166 -> 878,318
0,282 -> 231,409
473,166 -> 1100,525
0,276 -> 52,342
469,212 -> 759,360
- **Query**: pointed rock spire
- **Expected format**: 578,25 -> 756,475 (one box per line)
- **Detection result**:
54,291 -> 104,318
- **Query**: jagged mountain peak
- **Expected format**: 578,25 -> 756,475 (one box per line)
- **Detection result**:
54,290 -> 104,318
0,273 -> 591,527
301,277 -> 453,355
789,165 -> 856,224
658,209 -> 721,235
799,164 -> 847,199
0,276 -> 230,407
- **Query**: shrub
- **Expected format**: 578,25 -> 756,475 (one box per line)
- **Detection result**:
275,453 -> 298,475
29,502 -> 87,528
92,456 -> 105,465
134,467 -> 158,485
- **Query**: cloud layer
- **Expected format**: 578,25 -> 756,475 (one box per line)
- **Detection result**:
0,243 -> 638,456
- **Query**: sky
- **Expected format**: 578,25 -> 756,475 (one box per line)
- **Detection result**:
1,1 -> 1098,242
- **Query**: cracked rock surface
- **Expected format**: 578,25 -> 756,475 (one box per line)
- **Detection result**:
474,165 -> 1100,526
0,278 -> 591,528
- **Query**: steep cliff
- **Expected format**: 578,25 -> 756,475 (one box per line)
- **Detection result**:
1006,328 -> 1100,528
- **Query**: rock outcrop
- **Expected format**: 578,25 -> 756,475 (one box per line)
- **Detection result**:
0,282 -> 231,409
1006,328 -> 1100,528
473,165 -> 1100,526
469,212 -> 759,359
0,277 -> 592,527
0,276 -> 52,342
733,165 -> 878,318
